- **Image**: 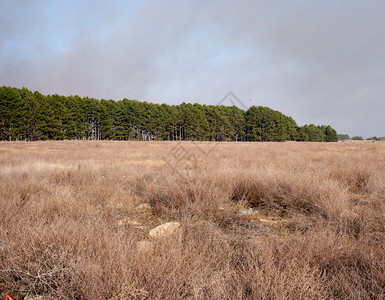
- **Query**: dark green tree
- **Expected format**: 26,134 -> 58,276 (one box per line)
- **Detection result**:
0,86 -> 339,143
352,136 -> 364,140
337,134 -> 350,141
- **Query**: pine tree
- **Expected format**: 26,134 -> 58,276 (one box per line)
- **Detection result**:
0,86 -> 339,143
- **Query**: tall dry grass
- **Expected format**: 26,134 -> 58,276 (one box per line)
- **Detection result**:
0,140 -> 384,299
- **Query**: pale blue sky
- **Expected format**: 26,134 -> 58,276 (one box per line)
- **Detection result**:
1,0 -> 385,137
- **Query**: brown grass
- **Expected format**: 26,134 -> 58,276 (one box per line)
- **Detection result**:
0,140 -> 384,299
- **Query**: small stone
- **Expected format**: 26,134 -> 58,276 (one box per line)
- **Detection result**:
0,241 -> 4,252
149,222 -> 181,239
239,208 -> 258,216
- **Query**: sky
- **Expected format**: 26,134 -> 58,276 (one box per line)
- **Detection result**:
1,0 -> 384,137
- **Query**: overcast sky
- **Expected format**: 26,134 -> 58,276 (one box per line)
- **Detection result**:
1,0 -> 384,137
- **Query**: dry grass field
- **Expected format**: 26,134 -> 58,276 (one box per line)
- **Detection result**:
0,141 -> 384,299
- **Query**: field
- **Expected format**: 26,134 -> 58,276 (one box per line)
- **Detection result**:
0,141 -> 384,299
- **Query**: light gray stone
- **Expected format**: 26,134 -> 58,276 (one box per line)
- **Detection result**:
149,222 -> 181,239
239,208 -> 258,216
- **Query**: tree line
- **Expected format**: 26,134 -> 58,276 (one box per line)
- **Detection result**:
338,134 -> 385,141
0,86 -> 338,142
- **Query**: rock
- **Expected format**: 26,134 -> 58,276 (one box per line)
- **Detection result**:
0,241 -> 4,252
239,208 -> 258,216
136,241 -> 154,253
149,222 -> 181,239
136,203 -> 151,212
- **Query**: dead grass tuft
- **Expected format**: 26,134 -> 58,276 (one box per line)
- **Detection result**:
0,140 -> 384,299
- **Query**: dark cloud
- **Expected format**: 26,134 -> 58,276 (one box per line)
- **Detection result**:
1,0 -> 384,136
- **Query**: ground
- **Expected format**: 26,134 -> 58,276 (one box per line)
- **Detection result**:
0,141 -> 384,299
